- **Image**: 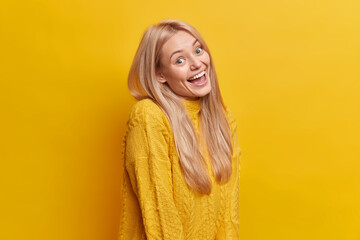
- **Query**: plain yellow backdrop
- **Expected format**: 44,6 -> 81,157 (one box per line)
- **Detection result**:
1,0 -> 359,239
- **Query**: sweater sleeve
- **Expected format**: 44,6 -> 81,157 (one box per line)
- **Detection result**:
124,107 -> 185,240
216,109 -> 241,240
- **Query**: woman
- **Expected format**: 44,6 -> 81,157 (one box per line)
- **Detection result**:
119,19 -> 241,240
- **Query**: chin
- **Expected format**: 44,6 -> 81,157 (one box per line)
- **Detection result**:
191,78 -> 212,97
194,88 -> 211,98
177,80 -> 212,99
198,83 -> 212,96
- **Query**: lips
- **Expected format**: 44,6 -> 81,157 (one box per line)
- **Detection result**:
188,70 -> 206,81
188,72 -> 207,86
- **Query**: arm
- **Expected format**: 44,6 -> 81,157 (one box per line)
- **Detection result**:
216,109 -> 241,239
124,113 -> 185,240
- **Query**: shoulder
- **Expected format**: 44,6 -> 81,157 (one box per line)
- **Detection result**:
127,98 -> 170,130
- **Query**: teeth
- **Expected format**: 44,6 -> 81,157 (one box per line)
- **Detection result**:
189,70 -> 205,80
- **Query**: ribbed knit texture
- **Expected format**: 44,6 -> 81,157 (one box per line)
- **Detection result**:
119,98 -> 241,240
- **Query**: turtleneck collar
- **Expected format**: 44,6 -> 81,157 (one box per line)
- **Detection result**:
182,98 -> 201,115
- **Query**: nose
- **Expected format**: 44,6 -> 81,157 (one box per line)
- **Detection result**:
190,56 -> 201,70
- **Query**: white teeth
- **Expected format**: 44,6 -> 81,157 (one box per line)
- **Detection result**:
189,70 -> 205,80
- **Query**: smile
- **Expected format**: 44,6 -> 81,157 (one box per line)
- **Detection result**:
188,70 -> 206,81
187,71 -> 207,87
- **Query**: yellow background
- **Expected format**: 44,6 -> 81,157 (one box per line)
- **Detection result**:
1,0 -> 359,239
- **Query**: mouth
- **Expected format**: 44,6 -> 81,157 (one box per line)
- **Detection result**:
187,70 -> 207,87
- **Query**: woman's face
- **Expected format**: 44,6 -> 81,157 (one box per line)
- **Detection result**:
157,30 -> 212,100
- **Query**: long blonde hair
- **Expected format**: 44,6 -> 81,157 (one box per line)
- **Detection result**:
128,19 -> 232,194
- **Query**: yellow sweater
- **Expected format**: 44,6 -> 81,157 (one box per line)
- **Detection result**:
119,98 -> 241,240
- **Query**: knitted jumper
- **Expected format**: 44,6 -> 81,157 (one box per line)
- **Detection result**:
119,98 -> 241,240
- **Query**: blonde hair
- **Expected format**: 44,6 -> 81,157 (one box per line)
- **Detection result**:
128,19 -> 232,194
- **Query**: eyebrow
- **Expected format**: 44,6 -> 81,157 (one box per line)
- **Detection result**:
169,39 -> 199,61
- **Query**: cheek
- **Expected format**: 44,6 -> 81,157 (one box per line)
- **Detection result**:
203,53 -> 211,64
167,67 -> 187,80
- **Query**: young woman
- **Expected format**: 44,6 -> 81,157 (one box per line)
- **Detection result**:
119,19 -> 241,240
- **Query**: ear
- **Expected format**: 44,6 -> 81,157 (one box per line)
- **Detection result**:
156,71 -> 167,84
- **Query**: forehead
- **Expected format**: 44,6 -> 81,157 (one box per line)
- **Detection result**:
161,30 -> 197,56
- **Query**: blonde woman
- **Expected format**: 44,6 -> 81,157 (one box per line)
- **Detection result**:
119,19 -> 241,240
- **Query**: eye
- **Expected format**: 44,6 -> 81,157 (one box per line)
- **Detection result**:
195,47 -> 203,54
176,58 -> 184,65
